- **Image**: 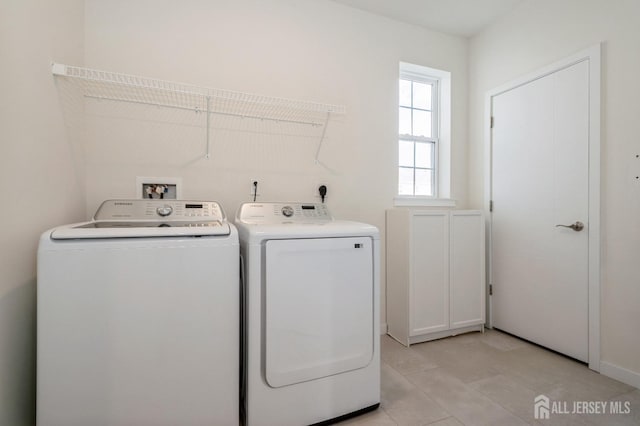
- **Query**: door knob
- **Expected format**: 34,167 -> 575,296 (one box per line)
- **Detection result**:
555,221 -> 584,232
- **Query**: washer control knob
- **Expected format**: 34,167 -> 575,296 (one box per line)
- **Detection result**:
156,205 -> 173,217
281,206 -> 294,217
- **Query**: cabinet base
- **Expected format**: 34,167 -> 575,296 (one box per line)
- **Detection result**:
388,324 -> 484,347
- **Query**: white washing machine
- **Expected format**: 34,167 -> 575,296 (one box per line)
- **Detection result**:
235,202 -> 380,426
37,200 -> 239,426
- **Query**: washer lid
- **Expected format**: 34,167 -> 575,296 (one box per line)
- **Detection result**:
51,220 -> 231,239
51,199 -> 231,239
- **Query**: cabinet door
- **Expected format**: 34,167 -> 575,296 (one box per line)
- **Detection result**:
450,212 -> 485,329
410,212 -> 449,336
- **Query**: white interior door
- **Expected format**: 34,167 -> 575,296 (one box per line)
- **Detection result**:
491,60 -> 590,362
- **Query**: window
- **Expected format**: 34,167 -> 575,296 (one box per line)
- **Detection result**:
396,62 -> 451,204
398,76 -> 438,196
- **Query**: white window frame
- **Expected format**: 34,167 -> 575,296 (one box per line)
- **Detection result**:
395,62 -> 454,207
398,72 -> 439,197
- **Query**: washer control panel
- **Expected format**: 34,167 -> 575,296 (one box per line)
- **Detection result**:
156,205 -> 173,217
281,205 -> 294,217
94,200 -> 226,222
237,202 -> 332,224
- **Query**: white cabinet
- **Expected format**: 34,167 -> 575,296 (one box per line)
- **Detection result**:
386,209 -> 485,346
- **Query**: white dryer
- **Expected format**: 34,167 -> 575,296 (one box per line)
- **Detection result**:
37,200 -> 239,426
236,202 -> 380,426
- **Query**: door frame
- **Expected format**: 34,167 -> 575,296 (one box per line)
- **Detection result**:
483,44 -> 601,371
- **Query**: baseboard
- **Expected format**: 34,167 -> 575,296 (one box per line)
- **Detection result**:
600,361 -> 640,389
380,322 -> 388,335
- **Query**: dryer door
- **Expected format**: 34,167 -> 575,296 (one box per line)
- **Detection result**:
264,237 -> 374,388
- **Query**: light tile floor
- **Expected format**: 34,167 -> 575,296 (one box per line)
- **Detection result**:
340,330 -> 640,426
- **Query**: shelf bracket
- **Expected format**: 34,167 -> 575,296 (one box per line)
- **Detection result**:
205,96 -> 211,159
314,112 -> 331,163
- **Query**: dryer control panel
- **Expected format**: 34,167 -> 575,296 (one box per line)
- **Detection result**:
94,200 -> 226,222
237,203 -> 332,224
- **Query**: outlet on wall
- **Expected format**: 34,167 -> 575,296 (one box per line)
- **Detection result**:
316,184 -> 327,203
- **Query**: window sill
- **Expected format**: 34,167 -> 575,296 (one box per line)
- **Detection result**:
393,197 -> 457,208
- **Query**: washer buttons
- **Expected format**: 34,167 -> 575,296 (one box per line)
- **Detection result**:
281,206 -> 294,217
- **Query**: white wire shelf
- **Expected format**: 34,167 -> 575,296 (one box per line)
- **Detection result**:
52,63 -> 345,159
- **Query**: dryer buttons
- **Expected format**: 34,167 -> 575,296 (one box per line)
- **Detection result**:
281,206 -> 294,217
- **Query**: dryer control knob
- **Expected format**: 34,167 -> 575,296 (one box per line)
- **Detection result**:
156,205 -> 173,217
281,206 -> 294,217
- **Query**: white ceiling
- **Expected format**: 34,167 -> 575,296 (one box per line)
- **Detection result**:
329,0 -> 525,37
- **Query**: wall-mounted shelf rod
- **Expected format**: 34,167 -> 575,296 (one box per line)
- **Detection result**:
84,95 -> 199,114
52,63 -> 345,161
85,95 -> 324,126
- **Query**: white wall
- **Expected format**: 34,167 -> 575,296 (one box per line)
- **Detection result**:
0,0 -> 85,424
2,1 -> 637,423
469,0 -> 640,382
83,0 -> 470,327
